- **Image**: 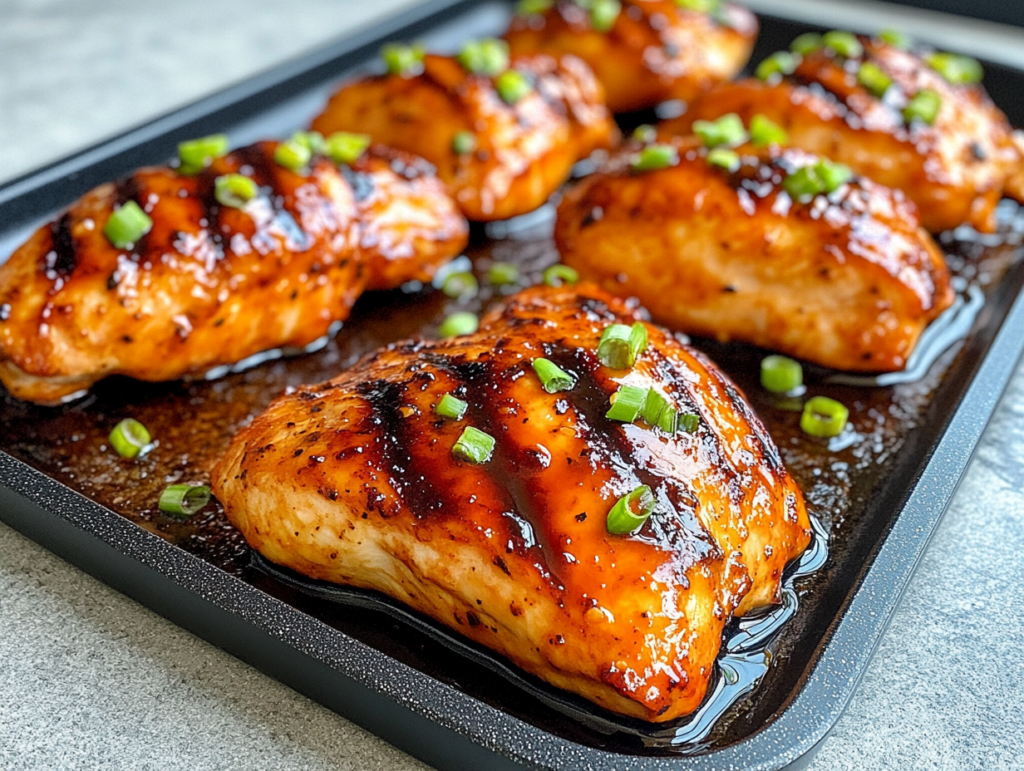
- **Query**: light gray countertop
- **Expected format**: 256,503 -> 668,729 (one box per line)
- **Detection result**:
1,1 -> 1022,769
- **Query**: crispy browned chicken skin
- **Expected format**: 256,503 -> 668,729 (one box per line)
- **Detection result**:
310,52 -> 616,221
0,142 -> 467,404
665,35 -> 1024,233
506,0 -> 757,113
555,138 -> 953,372
213,284 -> 811,722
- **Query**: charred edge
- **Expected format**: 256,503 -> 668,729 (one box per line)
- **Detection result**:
339,163 -> 376,204
48,213 -> 77,276
786,73 -> 857,123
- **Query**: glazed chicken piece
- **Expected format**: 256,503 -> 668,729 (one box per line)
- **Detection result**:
213,284 -> 811,722
310,46 -> 617,221
664,32 -> 1024,233
0,141 -> 467,404
555,137 -> 954,372
506,0 -> 758,113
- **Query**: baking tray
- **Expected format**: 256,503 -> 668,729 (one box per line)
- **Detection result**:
2,2 -> 1024,769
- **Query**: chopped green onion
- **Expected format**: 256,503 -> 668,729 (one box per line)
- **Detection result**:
441,271 -> 478,298
692,113 -> 747,148
760,355 -> 803,393
495,70 -> 532,104
816,159 -> 852,192
783,159 -> 852,200
452,131 -> 477,155
214,174 -> 258,209
543,264 -> 579,287
606,384 -> 648,422
381,43 -> 425,76
857,61 -> 893,97
488,262 -> 520,286
879,28 -> 913,50
178,134 -> 229,173
678,413 -> 699,433
533,358 -> 575,393
631,144 -> 679,172
674,0 -> 719,13
452,426 -> 496,463
104,201 -> 153,249
632,124 -> 657,143
292,131 -> 326,155
590,0 -> 621,32
822,30 -> 863,59
756,51 -> 798,81
800,395 -> 849,437
517,0 -> 553,15
109,418 -> 152,459
658,407 -> 679,435
597,322 -> 648,369
750,114 -> 788,147
325,132 -> 371,165
640,389 -> 670,426
435,393 -> 468,420
458,38 -> 509,76
903,88 -> 941,125
159,484 -> 211,518
790,32 -> 823,55
706,148 -> 740,172
274,139 -> 312,172
606,485 -> 655,535
438,311 -> 479,338
925,51 -> 983,85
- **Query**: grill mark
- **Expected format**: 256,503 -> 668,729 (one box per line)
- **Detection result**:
48,213 -> 77,276
233,143 -> 310,250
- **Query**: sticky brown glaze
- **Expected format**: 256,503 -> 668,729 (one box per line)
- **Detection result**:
555,138 -> 953,372
506,0 -> 757,114
0,141 -> 467,404
212,283 -> 810,722
664,35 -> 1024,233
310,53 -> 617,221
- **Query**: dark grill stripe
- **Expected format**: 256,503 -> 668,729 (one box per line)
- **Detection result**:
49,213 -> 77,276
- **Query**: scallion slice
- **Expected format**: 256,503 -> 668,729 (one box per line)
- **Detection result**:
756,51 -> 798,81
750,114 -> 788,147
543,264 -> 579,287
760,355 -> 803,393
631,144 -> 679,172
790,32 -> 823,55
441,271 -> 478,299
678,412 -> 699,433
632,124 -> 657,143
590,0 -> 621,32
640,389 -> 669,425
800,396 -> 849,437
109,418 -> 152,459
382,42 -> 425,76
606,384 -> 647,422
926,51 -> 983,85
822,30 -> 863,59
517,0 -> 553,15
452,426 -> 496,464
879,28 -> 912,50
435,393 -> 468,420
158,484 -> 211,518
533,358 -> 575,393
674,0 -> 719,13
452,131 -> 477,156
903,89 -> 941,125
784,159 -> 852,200
104,201 -> 153,249
816,160 -> 852,193
857,61 -> 893,97
487,262 -> 520,286
438,311 -> 479,338
606,485 -> 655,535
292,131 -> 326,155
458,38 -> 509,76
707,147 -> 740,172
496,69 -> 532,104
693,113 -> 747,148
597,322 -> 648,369
273,139 -> 312,172
658,407 -> 679,435
325,132 -> 371,165
214,174 -> 258,209
178,134 -> 229,173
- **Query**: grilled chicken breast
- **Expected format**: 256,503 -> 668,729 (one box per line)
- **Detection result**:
555,138 -> 953,372
310,50 -> 617,221
213,284 -> 811,722
0,141 -> 467,404
506,0 -> 757,113
664,33 -> 1024,233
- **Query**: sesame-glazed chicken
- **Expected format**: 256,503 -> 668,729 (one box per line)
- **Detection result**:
0,140 -> 467,404
664,31 -> 1024,233
310,41 -> 617,221
213,284 -> 811,722
506,0 -> 758,114
555,134 -> 953,372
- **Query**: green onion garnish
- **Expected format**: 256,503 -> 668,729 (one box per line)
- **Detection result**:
214,174 -> 258,209
458,38 -> 509,76
606,384 -> 648,422
488,262 -> 520,286
495,70 -> 532,104
760,355 -> 803,393
292,131 -> 326,155
435,393 -> 468,420
109,418 -> 152,459
757,51 -> 799,81
533,358 -> 576,393
800,395 -> 849,437
693,113 -> 747,148
452,426 -> 496,464
543,264 -> 579,287
857,61 -> 893,97
590,0 -> 621,32
517,0 -> 553,15
790,32 -> 823,55
159,484 -> 211,518
706,148 -> 740,172
678,413 -> 699,433
903,89 -> 941,125
658,407 -> 679,435
640,388 -> 670,426
879,28 -> 913,50
750,114 -> 788,147
632,124 -> 657,143
816,159 -> 852,192
438,311 -> 479,338
325,132 -> 371,165
822,30 -> 863,59
103,201 -> 153,249
631,144 -> 679,172
178,134 -> 229,173
441,271 -> 478,299
674,0 -> 719,12
382,43 -> 425,76
597,322 -> 648,369
925,51 -> 983,85
274,139 -> 312,172
452,131 -> 477,156
606,485 -> 655,535
783,159 -> 852,200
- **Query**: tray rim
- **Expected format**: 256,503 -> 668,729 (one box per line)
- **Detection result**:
2,2 -> 1024,769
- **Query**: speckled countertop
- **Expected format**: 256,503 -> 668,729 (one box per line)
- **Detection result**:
1,1 -> 1023,769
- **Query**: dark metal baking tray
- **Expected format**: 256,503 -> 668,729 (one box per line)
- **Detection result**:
2,2 -> 1024,769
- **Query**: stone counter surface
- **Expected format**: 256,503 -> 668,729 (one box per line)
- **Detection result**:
1,1 -> 1022,769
